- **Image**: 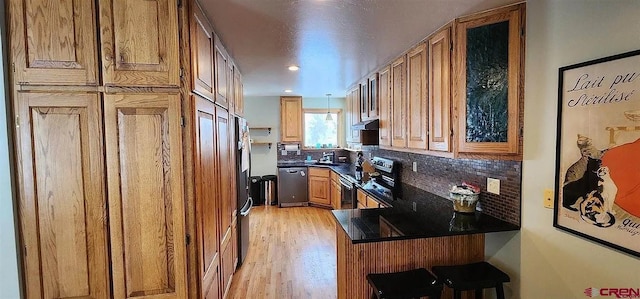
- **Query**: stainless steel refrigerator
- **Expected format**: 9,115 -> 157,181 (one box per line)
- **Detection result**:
235,117 -> 252,266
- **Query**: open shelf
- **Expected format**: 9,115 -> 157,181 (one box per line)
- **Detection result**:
251,142 -> 272,149
249,127 -> 272,135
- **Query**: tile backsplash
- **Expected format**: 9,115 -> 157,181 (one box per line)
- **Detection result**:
276,143 -> 352,163
350,146 -> 521,225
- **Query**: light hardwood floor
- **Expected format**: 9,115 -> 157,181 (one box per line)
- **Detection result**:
228,205 -> 337,299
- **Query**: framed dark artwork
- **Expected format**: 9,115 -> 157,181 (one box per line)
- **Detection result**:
554,49 -> 640,257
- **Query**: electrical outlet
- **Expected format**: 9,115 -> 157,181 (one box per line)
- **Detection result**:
412,161 -> 417,172
543,189 -> 554,208
487,178 -> 500,195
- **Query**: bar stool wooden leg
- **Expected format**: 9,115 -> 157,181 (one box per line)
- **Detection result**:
496,283 -> 506,299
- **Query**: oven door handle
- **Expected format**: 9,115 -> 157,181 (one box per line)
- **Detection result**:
240,197 -> 253,216
339,178 -> 353,190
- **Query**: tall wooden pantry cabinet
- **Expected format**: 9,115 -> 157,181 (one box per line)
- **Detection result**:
7,0 -> 243,298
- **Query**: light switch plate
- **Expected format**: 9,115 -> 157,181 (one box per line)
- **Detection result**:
487,178 -> 500,195
412,162 -> 417,172
543,189 -> 554,209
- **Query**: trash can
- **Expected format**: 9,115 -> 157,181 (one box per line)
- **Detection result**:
250,176 -> 263,206
262,175 -> 278,206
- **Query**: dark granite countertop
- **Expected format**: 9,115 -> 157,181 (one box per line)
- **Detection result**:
278,160 -> 520,243
332,183 -> 520,244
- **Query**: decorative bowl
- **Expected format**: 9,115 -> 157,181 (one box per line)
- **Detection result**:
449,191 -> 479,213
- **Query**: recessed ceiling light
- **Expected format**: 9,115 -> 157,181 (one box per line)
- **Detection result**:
284,89 -> 293,93
288,65 -> 299,71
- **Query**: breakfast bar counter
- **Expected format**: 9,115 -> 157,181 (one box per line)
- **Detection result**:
331,184 -> 519,299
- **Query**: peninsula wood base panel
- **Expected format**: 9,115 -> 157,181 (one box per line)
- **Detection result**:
336,227 -> 484,299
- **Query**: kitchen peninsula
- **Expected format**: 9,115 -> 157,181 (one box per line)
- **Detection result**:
332,183 -> 519,299
277,154 -> 520,299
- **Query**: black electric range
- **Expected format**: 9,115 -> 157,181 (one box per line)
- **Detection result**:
361,157 -> 399,203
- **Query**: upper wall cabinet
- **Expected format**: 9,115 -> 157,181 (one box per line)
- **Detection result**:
390,56 -> 407,148
9,0 -> 99,85
378,66 -> 391,147
228,61 -> 236,114
428,25 -> 453,152
191,1 -> 215,100
280,96 -> 303,143
368,73 -> 379,119
359,80 -> 369,121
214,34 -> 229,109
454,4 -> 524,155
349,87 -> 361,143
100,0 -> 180,87
234,66 -> 244,116
407,43 -> 428,150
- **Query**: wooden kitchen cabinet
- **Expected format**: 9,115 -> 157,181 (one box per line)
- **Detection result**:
228,61 -> 236,114
15,92 -> 110,299
308,167 -> 331,206
368,73 -> 379,119
191,1 -> 215,100
428,25 -> 453,152
193,95 -> 222,299
216,106 -> 233,252
234,66 -> 244,116
280,96 -> 303,143
214,33 -> 229,108
359,80 -> 369,120
100,0 -> 180,87
378,65 -> 392,147
349,87 -> 361,143
356,189 -> 368,209
8,0 -> 98,86
216,105 -> 237,298
220,231 -> 234,298
9,0 -> 246,298
454,4 -> 524,155
330,173 -> 342,210
407,43 -> 428,150
366,196 -> 380,208
391,56 -> 407,148
104,93 -> 188,299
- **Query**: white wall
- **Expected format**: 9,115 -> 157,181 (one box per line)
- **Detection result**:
486,1 -> 640,298
0,0 -> 22,295
244,96 -> 345,176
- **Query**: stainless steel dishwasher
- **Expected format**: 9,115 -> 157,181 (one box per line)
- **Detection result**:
277,167 -> 308,207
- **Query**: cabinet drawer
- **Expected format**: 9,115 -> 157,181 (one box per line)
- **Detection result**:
309,167 -> 330,178
330,171 -> 340,182
366,196 -> 379,208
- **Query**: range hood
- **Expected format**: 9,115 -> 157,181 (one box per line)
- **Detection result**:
352,119 -> 379,130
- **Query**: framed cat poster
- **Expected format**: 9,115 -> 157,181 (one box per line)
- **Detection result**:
555,49 -> 640,258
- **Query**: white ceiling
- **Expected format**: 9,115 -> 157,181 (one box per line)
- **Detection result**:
199,0 -> 521,98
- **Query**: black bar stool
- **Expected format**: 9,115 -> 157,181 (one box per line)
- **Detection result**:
366,268 -> 443,299
431,262 -> 510,299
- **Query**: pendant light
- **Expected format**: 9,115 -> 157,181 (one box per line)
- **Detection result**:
325,93 -> 333,121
